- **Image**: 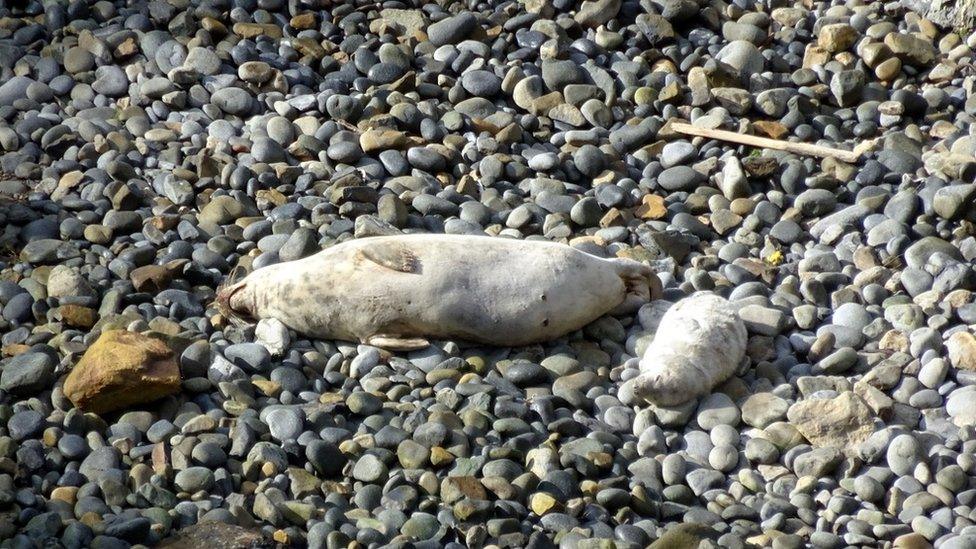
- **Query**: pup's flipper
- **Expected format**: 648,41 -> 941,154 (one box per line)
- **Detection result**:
366,334 -> 430,351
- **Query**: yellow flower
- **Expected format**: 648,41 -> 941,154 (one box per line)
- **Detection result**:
766,250 -> 784,266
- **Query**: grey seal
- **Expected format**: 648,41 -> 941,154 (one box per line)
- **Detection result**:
632,292 -> 748,406
216,234 -> 660,350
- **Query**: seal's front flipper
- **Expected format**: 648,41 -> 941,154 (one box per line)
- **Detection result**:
366,334 -> 430,351
359,243 -> 421,273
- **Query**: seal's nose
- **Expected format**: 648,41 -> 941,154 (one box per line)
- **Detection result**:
216,281 -> 253,323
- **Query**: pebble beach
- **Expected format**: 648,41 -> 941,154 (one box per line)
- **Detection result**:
1,0 -> 976,548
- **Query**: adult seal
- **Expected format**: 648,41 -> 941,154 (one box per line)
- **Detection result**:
216,234 -> 660,349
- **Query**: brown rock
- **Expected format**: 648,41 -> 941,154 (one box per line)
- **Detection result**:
253,380 -> 281,398
893,532 -> 933,549
149,215 -> 180,231
290,12 -> 316,29
529,492 -> 560,515
786,391 -> 877,455
378,8 -> 428,38
575,0 -> 622,28
884,33 -> 936,67
861,42 -> 892,68
879,330 -> 910,353
238,61 -> 274,84
875,57 -> 902,81
948,331 -> 976,371
255,189 -> 287,207
599,207 -> 626,228
818,23 -> 858,53
753,120 -> 789,139
292,37 -> 325,60
803,44 -> 831,68
129,260 -> 187,293
854,380 -> 894,420
687,67 -> 711,106
114,37 -> 139,58
111,185 -> 139,210
152,442 -> 170,475
481,476 -> 517,500
763,421 -> 807,450
3,344 -> 30,357
232,22 -> 282,39
742,156 -> 779,178
200,17 -> 228,37
83,225 -> 113,245
712,87 -> 752,115
441,476 -> 487,503
199,195 -> 258,225
616,247 -> 658,274
771,7 -> 806,26
59,304 -> 97,329
50,486 -> 79,506
592,170 -> 618,186
130,265 -> 170,293
147,317 -> 183,336
360,128 -> 408,153
496,123 -> 522,143
157,521 -> 272,549
52,171 -> 84,201
530,92 -> 564,116
741,392 -> 789,429
657,81 -> 682,103
650,523 -> 721,548
635,194 -> 667,220
63,331 -> 181,415
456,175 -> 481,198
430,446 -> 454,466
548,103 -> 585,126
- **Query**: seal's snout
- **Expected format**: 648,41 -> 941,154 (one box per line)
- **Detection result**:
215,280 -> 255,326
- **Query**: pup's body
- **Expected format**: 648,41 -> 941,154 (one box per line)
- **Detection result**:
633,293 -> 748,406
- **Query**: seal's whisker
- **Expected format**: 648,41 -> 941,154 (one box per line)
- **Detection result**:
214,265 -> 252,327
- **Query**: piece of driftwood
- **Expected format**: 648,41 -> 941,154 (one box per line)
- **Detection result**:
671,121 -> 875,163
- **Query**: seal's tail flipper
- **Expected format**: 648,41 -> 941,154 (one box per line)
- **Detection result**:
366,334 -> 430,351
609,259 -> 662,315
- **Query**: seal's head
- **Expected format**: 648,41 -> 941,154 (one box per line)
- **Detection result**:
215,267 -> 259,326
631,372 -> 669,406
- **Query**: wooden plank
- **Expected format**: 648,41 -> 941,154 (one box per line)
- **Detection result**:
670,121 -> 872,163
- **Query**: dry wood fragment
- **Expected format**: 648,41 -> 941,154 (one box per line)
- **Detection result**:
671,121 -> 876,163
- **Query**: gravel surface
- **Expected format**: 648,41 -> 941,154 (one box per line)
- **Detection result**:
1,0 -> 976,548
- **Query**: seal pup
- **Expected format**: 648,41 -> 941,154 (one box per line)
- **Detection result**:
216,234 -> 660,350
631,292 -> 747,406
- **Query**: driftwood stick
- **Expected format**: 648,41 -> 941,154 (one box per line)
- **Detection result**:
671,121 -> 871,163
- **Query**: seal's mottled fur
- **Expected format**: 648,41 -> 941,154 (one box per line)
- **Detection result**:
215,234 -> 659,349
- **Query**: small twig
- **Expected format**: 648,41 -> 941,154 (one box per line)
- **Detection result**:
336,119 -> 360,133
671,121 -> 876,163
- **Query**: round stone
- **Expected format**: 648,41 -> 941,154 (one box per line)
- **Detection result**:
211,87 -> 253,115
266,408 -> 304,442
352,453 -> 388,482
695,393 -> 741,430
174,467 -> 215,493
184,47 -> 221,75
